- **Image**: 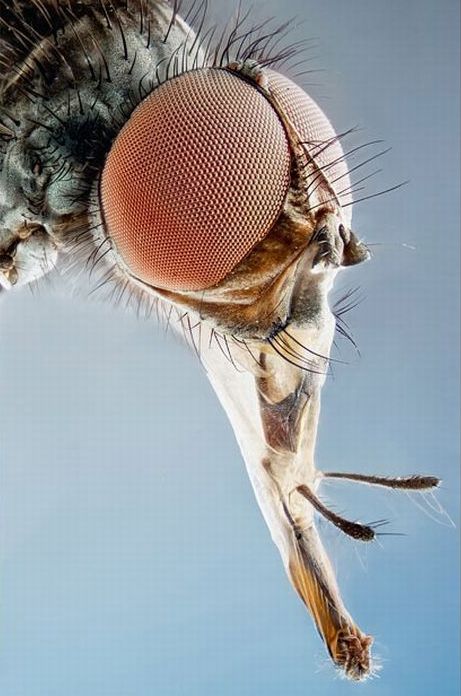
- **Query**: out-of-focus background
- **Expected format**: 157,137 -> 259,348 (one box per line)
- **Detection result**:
0,1 -> 459,694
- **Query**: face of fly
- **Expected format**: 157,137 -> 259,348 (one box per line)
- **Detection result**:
99,57 -> 375,678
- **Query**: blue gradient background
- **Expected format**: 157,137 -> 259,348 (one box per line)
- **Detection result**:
0,1 -> 459,694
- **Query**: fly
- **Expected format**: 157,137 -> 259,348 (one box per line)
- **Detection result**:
0,0 -> 440,681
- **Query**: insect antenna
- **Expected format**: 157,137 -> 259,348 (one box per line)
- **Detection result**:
296,484 -> 377,542
323,472 -> 440,490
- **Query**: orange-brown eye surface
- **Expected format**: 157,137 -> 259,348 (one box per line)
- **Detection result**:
266,68 -> 353,218
100,66 -> 351,292
100,67 -> 291,292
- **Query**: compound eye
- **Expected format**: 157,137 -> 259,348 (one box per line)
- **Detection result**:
100,67 -> 351,293
100,68 -> 291,292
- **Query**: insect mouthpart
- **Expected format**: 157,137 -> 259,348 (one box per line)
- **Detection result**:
334,630 -> 374,681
